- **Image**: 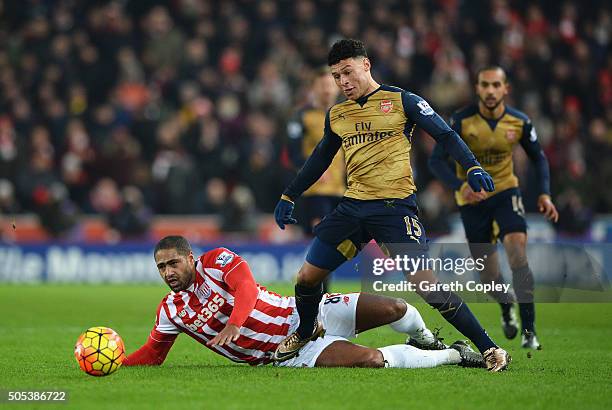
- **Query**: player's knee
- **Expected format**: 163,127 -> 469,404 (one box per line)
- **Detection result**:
505,233 -> 526,248
297,263 -> 329,287
297,272 -> 314,287
296,267 -> 318,287
356,349 -> 385,368
387,298 -> 408,322
504,234 -> 527,268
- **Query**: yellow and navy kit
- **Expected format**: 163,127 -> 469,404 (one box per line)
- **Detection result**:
281,85 -> 484,269
428,104 -> 551,207
429,104 -> 552,243
283,85 -> 480,202
286,105 -> 346,198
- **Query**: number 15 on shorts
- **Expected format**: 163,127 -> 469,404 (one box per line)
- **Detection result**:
404,216 -> 422,243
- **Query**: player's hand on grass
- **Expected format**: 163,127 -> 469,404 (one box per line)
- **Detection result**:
467,166 -> 495,193
538,194 -> 559,223
207,324 -> 241,347
460,182 -> 488,204
274,195 -> 297,229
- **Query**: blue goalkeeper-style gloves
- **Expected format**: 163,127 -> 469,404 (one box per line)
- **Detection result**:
274,196 -> 297,229
467,167 -> 495,192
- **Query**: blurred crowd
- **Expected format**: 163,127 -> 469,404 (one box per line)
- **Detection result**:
0,0 -> 609,238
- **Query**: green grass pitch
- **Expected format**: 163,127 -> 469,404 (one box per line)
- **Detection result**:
1,283 -> 611,410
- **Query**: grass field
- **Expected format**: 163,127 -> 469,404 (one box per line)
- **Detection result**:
1,283 -> 611,410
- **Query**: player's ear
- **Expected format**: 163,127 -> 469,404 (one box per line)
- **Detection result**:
362,57 -> 371,72
188,252 -> 195,265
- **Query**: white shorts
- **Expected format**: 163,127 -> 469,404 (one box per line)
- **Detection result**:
277,292 -> 360,368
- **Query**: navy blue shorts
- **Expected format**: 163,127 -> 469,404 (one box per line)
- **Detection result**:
310,195 -> 427,262
297,195 -> 342,235
459,187 -> 527,243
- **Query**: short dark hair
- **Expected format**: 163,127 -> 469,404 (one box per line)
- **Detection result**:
328,39 -> 368,66
475,65 -> 508,83
154,235 -> 192,257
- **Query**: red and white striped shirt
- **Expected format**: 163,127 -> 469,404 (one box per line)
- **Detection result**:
143,248 -> 297,366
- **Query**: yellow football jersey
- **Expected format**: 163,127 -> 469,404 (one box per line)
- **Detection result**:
328,86 -> 415,200
450,105 -> 535,206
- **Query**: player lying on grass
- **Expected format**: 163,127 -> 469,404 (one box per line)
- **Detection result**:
124,235 -> 484,369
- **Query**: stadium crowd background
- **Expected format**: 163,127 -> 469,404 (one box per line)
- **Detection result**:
0,0 -> 609,239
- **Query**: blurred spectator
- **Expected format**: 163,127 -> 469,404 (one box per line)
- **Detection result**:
0,116 -> 22,184
151,116 -> 199,213
554,188 -> 594,237
585,118 -> 612,210
188,117 -> 239,183
201,178 -> 228,214
109,186 -> 152,240
0,179 -> 19,214
16,127 -> 79,237
142,6 -> 185,71
61,119 -> 96,207
248,59 -> 292,114
221,185 -> 258,233
97,126 -> 143,187
240,112 -> 284,212
90,179 -> 151,241
90,178 -> 123,217
35,182 -> 79,238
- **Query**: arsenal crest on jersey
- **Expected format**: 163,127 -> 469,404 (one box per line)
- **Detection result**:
506,130 -> 517,142
380,100 -> 393,114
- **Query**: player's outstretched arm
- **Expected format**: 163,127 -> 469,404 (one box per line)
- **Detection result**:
403,92 -> 494,193
123,329 -> 177,366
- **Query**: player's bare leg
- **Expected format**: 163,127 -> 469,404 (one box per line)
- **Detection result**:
354,293 -> 408,332
503,232 -> 540,349
273,261 -> 329,362
314,340 -> 483,368
354,293 -> 445,350
473,246 -> 519,339
407,268 -> 511,371
503,233 -> 528,268
315,341 -> 385,367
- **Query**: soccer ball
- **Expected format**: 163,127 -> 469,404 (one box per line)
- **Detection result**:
74,326 -> 126,376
